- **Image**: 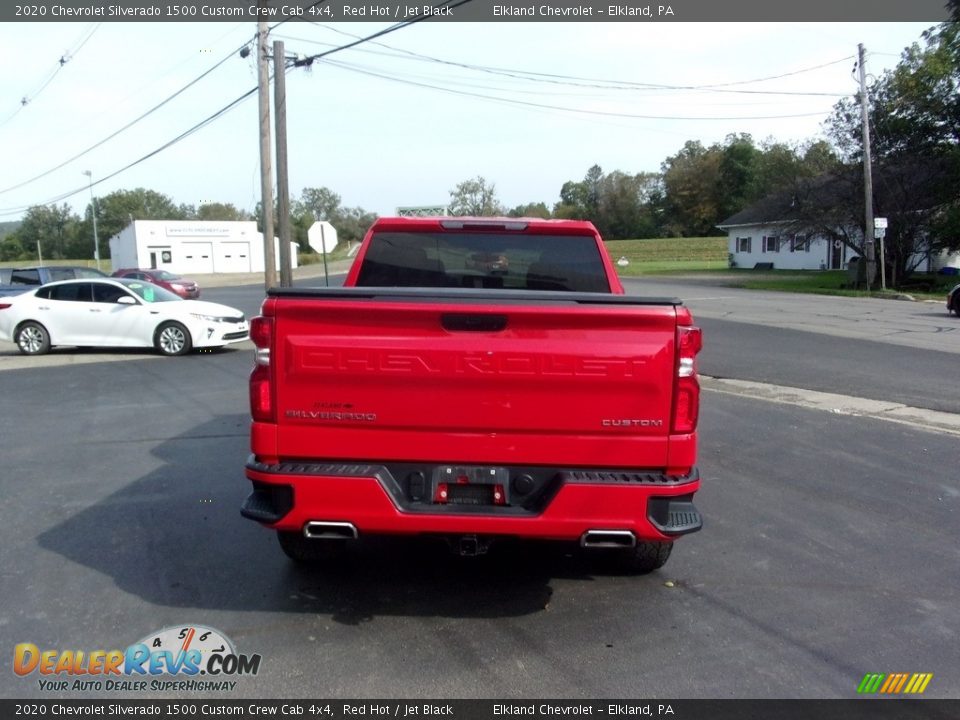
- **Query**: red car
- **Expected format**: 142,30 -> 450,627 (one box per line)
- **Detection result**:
111,268 -> 200,299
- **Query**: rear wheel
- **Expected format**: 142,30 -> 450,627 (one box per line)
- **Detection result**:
617,541 -> 673,574
277,530 -> 347,564
15,321 -> 51,355
154,321 -> 192,356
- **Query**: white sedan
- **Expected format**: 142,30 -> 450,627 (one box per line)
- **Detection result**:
0,278 -> 249,356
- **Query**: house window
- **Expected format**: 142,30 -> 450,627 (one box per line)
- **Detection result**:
737,237 -> 752,253
763,236 -> 780,253
790,235 -> 809,253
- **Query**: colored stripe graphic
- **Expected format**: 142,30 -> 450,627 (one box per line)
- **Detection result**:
857,674 -> 885,694
858,673 -> 933,694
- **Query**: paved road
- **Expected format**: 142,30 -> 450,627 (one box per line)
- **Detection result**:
624,276 -> 959,353
623,277 -> 960,414
0,349 -> 956,699
1,275 -> 957,700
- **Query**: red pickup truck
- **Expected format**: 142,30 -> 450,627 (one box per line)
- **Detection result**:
242,217 -> 702,573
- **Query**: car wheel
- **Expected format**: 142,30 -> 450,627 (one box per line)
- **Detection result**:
615,541 -> 673,574
15,321 -> 51,355
276,531 -> 347,564
154,321 -> 192,356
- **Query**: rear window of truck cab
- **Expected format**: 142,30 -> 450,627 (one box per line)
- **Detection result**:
356,232 -> 611,292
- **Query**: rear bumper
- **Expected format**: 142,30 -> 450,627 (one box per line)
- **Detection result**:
242,458 -> 702,542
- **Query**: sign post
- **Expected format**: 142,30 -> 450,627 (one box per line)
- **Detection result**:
307,221 -> 339,288
874,217 -> 888,290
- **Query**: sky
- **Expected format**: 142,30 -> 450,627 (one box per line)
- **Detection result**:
0,19 -> 945,223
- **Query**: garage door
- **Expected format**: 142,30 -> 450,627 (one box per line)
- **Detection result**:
215,241 -> 251,273
180,242 -> 214,273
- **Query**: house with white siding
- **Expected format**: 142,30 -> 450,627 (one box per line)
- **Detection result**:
717,218 -> 852,271
717,198 -> 958,273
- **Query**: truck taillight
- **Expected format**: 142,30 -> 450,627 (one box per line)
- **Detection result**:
249,316 -> 274,423
672,324 -> 702,434
250,315 -> 272,366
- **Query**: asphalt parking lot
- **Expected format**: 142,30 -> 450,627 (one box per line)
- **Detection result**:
0,279 -> 957,700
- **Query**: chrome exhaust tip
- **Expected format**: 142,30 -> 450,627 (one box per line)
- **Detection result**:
580,530 -> 637,549
303,521 -> 358,540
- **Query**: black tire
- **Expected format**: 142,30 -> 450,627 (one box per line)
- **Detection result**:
618,541 -> 673,574
15,321 -> 51,356
276,530 -> 346,564
154,321 -> 192,356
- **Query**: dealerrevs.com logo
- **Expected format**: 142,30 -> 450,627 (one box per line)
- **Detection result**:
13,625 -> 261,692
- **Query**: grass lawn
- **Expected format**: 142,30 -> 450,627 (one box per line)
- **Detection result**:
721,269 -> 955,301
605,237 -> 728,275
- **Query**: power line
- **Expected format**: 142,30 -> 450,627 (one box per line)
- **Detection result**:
295,0 -> 474,66
0,35 -> 252,197
0,12 -> 323,199
0,0 -> 440,217
300,24 -> 851,96
319,58 -> 834,122
0,23 -> 102,128
0,85 -> 260,217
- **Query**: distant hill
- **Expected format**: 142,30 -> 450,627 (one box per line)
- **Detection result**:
0,221 -> 19,238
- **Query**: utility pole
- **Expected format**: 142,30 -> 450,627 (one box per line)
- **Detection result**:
857,43 -> 876,289
82,170 -> 101,271
257,16 -> 277,291
274,40 -> 293,288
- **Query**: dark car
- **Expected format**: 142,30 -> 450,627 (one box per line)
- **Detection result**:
9,266 -> 108,284
0,266 -> 109,297
111,268 -> 200,299
948,283 -> 960,316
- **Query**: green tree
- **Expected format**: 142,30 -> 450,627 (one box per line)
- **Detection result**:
553,165 -> 605,222
334,206 -> 379,245
13,204 -> 80,260
596,171 -> 661,240
297,187 -> 342,222
0,235 -> 26,261
716,134 -> 761,221
289,187 -> 377,250
819,22 -> 960,282
448,176 -> 504,216
196,202 -> 249,221
507,202 -> 551,219
660,140 -> 724,236
553,180 -> 589,219
92,188 -> 189,255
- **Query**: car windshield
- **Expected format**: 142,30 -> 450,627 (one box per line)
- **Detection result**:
118,279 -> 181,303
154,271 -> 182,281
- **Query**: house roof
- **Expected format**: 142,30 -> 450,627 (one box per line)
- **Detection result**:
716,190 -> 798,229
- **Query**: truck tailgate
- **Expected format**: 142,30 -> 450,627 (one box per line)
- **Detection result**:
271,291 -> 680,467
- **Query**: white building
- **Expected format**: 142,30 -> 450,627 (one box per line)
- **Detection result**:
108,220 -> 298,275
718,219 -> 852,271
718,208 -> 959,273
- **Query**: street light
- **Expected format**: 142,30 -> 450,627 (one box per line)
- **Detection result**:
82,170 -> 100,271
